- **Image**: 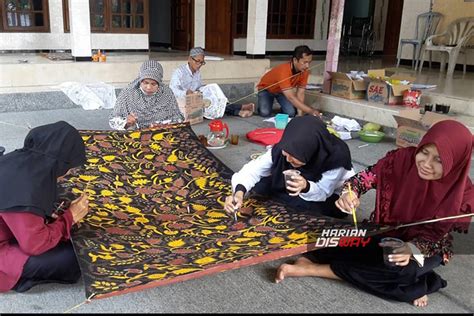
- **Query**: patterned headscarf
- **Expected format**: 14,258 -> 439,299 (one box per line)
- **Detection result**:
133,60 -> 164,87
190,47 -> 205,57
109,60 -> 184,129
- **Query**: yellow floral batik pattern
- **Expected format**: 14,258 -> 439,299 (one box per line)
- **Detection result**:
58,123 -> 359,299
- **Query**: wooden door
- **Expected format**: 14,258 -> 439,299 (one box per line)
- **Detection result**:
205,0 -> 232,55
171,0 -> 193,51
383,0 -> 404,55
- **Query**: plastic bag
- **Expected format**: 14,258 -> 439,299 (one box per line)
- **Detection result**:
198,83 -> 228,119
59,82 -> 117,110
402,89 -> 422,108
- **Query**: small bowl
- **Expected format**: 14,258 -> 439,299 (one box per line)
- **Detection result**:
358,130 -> 385,143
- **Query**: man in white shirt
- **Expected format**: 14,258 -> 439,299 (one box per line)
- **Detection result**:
169,47 -> 255,119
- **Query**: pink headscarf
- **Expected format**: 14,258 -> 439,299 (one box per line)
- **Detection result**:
372,120 -> 473,241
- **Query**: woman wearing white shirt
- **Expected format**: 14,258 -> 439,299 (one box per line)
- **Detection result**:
224,115 -> 354,218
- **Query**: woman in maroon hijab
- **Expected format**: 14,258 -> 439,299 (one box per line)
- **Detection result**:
0,121 -> 90,293
275,120 -> 473,307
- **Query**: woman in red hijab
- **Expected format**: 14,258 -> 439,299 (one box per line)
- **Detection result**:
275,120 -> 473,307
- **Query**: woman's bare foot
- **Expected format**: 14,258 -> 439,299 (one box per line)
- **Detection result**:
275,257 -> 318,283
413,295 -> 428,307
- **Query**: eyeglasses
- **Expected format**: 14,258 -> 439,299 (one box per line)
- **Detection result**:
191,57 -> 206,66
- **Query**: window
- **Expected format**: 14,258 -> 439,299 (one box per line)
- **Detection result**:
232,0 -> 316,39
90,0 -> 106,32
233,0 -> 248,38
62,0 -> 148,33
267,0 -> 316,39
0,0 -> 50,32
108,0 -> 147,33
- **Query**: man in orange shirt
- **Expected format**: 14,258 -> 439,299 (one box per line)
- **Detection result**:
257,45 -> 320,117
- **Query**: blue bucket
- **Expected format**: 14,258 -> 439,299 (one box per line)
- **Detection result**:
275,114 -> 289,129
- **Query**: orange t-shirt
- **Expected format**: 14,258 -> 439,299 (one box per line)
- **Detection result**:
257,62 -> 310,94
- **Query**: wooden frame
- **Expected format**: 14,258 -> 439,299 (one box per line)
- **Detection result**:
62,0 -> 148,34
267,0 -> 316,39
232,0 -> 248,38
0,0 -> 50,32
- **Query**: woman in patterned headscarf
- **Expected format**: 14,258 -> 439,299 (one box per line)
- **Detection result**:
109,60 -> 184,130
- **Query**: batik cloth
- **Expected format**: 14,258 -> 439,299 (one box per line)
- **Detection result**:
58,123 -> 375,299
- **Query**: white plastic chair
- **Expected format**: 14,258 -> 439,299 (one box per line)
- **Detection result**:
419,17 -> 474,76
396,12 -> 442,70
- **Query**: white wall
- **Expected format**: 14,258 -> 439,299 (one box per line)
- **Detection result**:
398,0 -> 431,60
0,0 -> 148,51
194,0 -> 206,48
398,0 -> 473,66
0,0 -> 70,50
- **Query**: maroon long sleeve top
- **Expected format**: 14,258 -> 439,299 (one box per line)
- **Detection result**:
0,210 -> 74,292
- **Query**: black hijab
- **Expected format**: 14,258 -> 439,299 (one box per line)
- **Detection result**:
271,115 -> 352,192
0,121 -> 86,218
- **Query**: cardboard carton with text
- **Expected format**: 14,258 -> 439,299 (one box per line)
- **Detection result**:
328,71 -> 367,100
392,108 -> 454,147
367,69 -> 415,105
177,93 -> 204,125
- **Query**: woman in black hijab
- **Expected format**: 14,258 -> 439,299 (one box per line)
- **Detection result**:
0,121 -> 89,293
224,115 -> 354,218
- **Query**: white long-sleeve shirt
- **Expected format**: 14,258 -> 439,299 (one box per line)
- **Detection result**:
231,149 -> 355,202
169,64 -> 202,99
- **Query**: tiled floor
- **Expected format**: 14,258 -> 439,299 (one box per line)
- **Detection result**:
271,54 -> 474,100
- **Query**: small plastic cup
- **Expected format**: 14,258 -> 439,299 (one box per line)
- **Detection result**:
230,134 -> 239,145
275,113 -> 289,129
380,237 -> 405,267
283,169 -> 301,192
441,105 -> 450,114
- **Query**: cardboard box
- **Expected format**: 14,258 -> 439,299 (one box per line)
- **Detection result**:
366,69 -> 415,105
177,93 -> 204,125
328,71 -> 367,100
392,108 -> 454,147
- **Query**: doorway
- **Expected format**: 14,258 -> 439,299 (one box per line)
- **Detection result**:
383,0 -> 404,56
205,0 -> 232,55
149,0 -> 172,50
171,0 -> 193,51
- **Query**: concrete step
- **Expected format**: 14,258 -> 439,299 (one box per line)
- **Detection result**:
421,91 -> 474,116
0,83 -> 256,113
306,92 -> 474,134
0,58 -> 269,91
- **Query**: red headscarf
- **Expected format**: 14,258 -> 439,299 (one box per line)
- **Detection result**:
372,120 -> 473,241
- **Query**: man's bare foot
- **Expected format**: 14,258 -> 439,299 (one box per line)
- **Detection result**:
241,103 -> 255,112
275,257 -> 315,283
238,110 -> 253,118
413,295 -> 428,307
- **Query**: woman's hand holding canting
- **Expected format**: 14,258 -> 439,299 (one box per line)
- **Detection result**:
335,191 -> 360,214
224,191 -> 244,216
69,194 -> 89,224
